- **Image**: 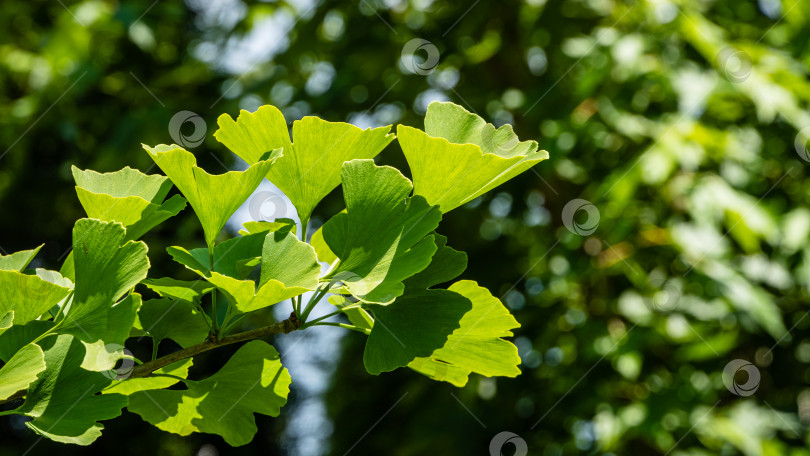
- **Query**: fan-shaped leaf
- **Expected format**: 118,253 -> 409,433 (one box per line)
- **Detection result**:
143,144 -> 278,246
398,102 -> 547,212
128,340 -> 291,446
214,105 -> 394,223
322,160 -> 441,303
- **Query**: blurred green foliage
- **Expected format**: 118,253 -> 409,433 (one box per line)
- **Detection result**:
2,0 -> 810,455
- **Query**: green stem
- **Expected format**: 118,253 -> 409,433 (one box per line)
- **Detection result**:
129,313 -> 302,378
51,291 -> 73,323
220,311 -> 251,335
148,373 -> 198,383
300,309 -> 342,328
208,245 -> 220,336
151,339 -> 159,361
313,321 -> 371,335
300,217 -> 308,242
300,286 -> 330,322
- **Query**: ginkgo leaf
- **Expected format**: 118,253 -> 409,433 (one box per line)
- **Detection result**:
0,310 -> 12,330
78,294 -> 142,372
259,227 -> 320,290
57,220 -> 148,366
310,213 -> 343,265
137,298 -> 209,348
72,165 -> 173,202
102,359 -> 193,396
238,219 -> 296,237
128,340 -> 291,446
207,272 -> 305,313
402,234 -> 467,290
172,230 -> 271,279
363,289 -> 471,374
398,102 -> 548,212
408,280 -> 522,386
0,343 -> 45,400
0,270 -> 71,326
214,105 -> 394,224
143,144 -> 278,247
141,277 -> 214,304
72,166 -> 186,240
15,335 -> 127,445
328,295 -> 374,330
198,228 -> 319,313
0,320 -> 54,362
362,236 -> 470,374
0,244 -> 43,271
322,160 -> 441,303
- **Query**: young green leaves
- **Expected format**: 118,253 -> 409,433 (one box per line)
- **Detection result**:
398,102 -> 548,212
320,160 -> 441,304
143,144 -> 278,247
128,341 -> 291,446
1,101 -> 543,448
72,166 -> 186,240
215,105 -> 394,226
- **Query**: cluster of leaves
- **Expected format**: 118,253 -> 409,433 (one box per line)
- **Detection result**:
0,101 -> 546,446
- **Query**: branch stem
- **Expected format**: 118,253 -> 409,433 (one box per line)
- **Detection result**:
129,312 -> 301,379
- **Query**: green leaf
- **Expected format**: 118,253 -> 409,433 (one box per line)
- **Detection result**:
259,227 -> 320,290
76,293 -> 142,372
143,144 -> 278,246
137,298 -> 209,348
166,230 -> 277,280
214,105 -> 394,223
0,270 -> 71,326
202,228 -> 319,313
72,166 -> 186,240
323,160 -> 441,303
58,220 -> 149,357
141,277 -> 214,304
408,280 -> 522,386
15,335 -> 127,445
398,102 -> 548,212
0,343 -> 45,400
328,295 -> 374,330
0,310 -> 12,330
102,359 -> 193,396
0,320 -> 54,362
166,246 -> 209,275
362,236 -> 470,374
403,234 -> 467,290
128,340 -> 291,446
72,165 -> 173,202
310,213 -> 343,265
238,218 -> 296,236
0,244 -> 43,271
363,289 -> 472,374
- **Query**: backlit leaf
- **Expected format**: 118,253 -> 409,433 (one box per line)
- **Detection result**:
214,105 -> 394,223
323,160 -> 441,303
128,340 -> 291,446
143,144 -> 278,246
398,102 -> 547,212
15,335 -> 127,445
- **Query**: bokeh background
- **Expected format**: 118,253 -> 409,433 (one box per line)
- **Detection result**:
2,0 -> 810,454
